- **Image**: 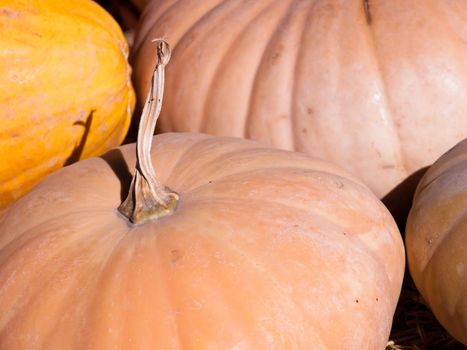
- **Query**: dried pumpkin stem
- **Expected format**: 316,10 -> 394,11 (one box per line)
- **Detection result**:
118,40 -> 178,224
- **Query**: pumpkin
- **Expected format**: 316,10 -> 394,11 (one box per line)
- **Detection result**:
0,41 -> 405,349
406,138 -> 467,345
0,0 -> 135,209
130,0 -> 150,11
131,0 -> 467,200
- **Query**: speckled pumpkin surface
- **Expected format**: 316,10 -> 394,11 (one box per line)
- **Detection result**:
0,132 -> 405,349
0,0 -> 135,208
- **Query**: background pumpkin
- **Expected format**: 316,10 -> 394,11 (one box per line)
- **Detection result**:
131,0 -> 467,203
0,0 -> 135,209
130,0 -> 149,11
0,42 -> 405,348
406,138 -> 467,345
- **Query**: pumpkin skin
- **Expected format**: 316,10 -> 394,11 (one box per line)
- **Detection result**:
130,0 -> 150,11
406,138 -> 467,344
0,133 -> 405,349
0,0 -> 135,209
131,0 -> 467,198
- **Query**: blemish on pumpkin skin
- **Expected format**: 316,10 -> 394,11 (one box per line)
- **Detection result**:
171,249 -> 183,263
375,148 -> 382,159
427,233 -> 439,246
335,180 -> 344,189
1,7 -> 21,18
271,44 -> 284,64
363,0 -> 372,25
382,164 -> 395,169
185,32 -> 197,45
457,263 -> 465,277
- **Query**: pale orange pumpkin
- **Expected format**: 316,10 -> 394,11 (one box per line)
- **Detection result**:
0,0 -> 135,209
130,0 -> 150,11
0,41 -> 405,349
406,138 -> 467,345
131,0 -> 467,200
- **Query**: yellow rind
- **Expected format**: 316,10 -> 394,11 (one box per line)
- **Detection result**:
0,0 -> 135,208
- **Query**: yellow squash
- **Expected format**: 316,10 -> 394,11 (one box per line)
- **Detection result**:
0,0 -> 135,209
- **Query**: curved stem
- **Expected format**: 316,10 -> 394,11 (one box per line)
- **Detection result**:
118,40 -> 178,225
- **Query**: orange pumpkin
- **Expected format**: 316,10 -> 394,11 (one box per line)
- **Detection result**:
132,0 -> 467,199
0,41 -> 405,349
0,0 -> 135,209
406,138 -> 467,345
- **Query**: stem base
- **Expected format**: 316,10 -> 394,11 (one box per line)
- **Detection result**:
118,170 -> 179,225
